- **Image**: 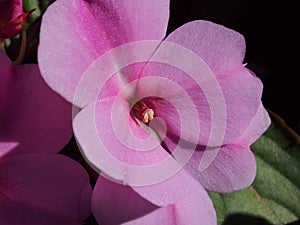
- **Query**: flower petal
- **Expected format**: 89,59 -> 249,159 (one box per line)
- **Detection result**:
0,62 -> 72,158
0,0 -> 22,20
38,0 -> 169,104
236,103 -> 271,145
132,169 -> 196,206
184,144 -> 256,193
139,58 -> 263,146
0,52 -> 12,108
217,67 -> 263,144
92,174 -> 216,225
169,184 -> 216,225
0,153 -> 92,225
0,142 -> 18,158
178,102 -> 269,193
91,176 -> 159,225
0,0 -> 23,38
73,97 -> 184,186
166,20 -> 246,76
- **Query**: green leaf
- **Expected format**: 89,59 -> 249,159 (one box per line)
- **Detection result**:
210,113 -> 300,225
23,0 -> 41,22
208,192 -> 227,225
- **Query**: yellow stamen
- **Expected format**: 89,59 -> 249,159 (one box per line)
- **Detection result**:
142,109 -> 154,123
132,100 -> 155,124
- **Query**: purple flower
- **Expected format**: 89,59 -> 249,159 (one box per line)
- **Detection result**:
38,0 -> 271,224
0,52 -> 92,224
0,153 -> 92,225
0,51 -> 72,157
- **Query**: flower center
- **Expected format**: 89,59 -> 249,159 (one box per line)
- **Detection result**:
132,101 -> 155,123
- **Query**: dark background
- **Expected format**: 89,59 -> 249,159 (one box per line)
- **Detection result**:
168,0 -> 299,134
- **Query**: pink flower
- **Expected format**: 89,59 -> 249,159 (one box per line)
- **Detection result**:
0,52 -> 92,224
0,51 -> 72,157
0,0 -> 33,39
38,0 -> 271,224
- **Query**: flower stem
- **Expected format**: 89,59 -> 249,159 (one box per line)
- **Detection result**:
13,24 -> 27,65
0,38 -> 6,54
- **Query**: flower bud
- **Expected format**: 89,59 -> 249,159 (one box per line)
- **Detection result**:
0,0 -> 33,39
